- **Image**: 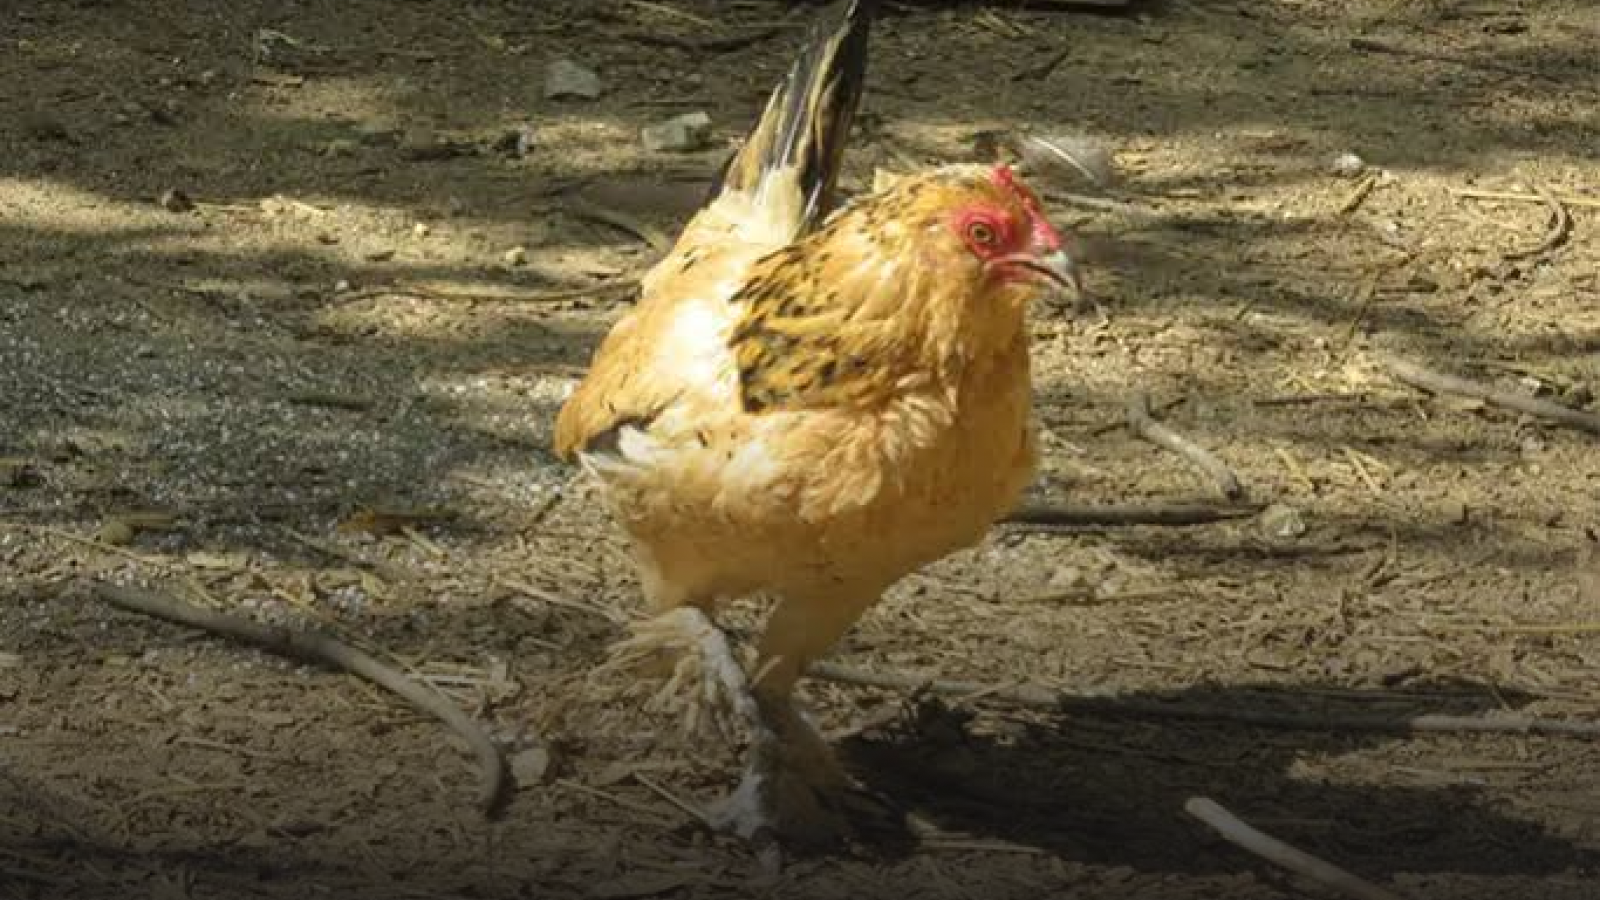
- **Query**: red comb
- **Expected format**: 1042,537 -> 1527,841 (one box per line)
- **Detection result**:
990,164 -> 1062,251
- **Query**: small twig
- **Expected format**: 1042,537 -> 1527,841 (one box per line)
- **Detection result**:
1337,171 -> 1380,215
1426,620 -> 1600,636
336,279 -> 637,305
566,197 -> 673,252
625,0 -> 716,27
1126,393 -> 1245,500
0,522 -> 166,567
1003,502 -> 1262,528
283,391 -> 375,412
174,735 -> 289,762
1342,447 -> 1385,496
1379,354 -> 1600,435
1274,446 -> 1318,493
278,526 -> 412,584
1340,263 -> 1396,350
1348,36 -> 1565,85
1252,392 -> 1369,408
90,581 -> 512,818
1450,187 -> 1600,211
1010,47 -> 1071,82
555,778 -> 676,825
1046,192 -> 1155,221
632,772 -> 709,824
1501,187 -> 1571,260
499,575 -> 626,624
1185,797 -> 1407,900
808,661 -> 1600,738
1085,394 -> 1184,436
1013,587 -> 1187,606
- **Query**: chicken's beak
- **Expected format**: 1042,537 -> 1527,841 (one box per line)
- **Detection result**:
1006,249 -> 1082,298
1034,249 -> 1082,297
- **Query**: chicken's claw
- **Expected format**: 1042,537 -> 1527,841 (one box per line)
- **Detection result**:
710,694 -> 865,852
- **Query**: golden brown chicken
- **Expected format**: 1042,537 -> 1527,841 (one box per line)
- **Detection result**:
553,0 -> 1079,844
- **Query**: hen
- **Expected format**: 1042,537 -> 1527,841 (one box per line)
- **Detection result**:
553,0 -> 1079,845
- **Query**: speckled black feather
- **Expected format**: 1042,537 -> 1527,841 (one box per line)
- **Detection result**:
705,0 -> 876,234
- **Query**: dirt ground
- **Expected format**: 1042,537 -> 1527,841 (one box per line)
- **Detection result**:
2,0 -> 1599,897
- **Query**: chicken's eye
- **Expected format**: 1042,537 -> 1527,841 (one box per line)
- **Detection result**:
966,221 -> 997,246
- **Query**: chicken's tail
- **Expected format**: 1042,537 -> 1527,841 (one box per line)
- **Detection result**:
707,0 -> 875,237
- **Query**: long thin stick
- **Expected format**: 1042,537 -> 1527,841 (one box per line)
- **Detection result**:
565,197 -> 671,252
1501,187 -> 1571,259
336,279 -> 637,305
1379,355 -> 1600,435
808,661 -> 1600,739
91,581 -> 512,818
1450,187 -> 1600,211
1002,502 -> 1262,528
1184,797 -> 1407,900
1349,36 -> 1564,85
1126,393 -> 1246,500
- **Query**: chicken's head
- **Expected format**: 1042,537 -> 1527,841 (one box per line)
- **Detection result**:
944,164 -> 1080,298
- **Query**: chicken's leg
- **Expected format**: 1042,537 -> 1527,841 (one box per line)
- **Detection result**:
709,592 -> 879,846
610,594 -> 880,846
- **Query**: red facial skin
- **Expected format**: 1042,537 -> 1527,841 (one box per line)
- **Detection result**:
951,165 -> 1070,287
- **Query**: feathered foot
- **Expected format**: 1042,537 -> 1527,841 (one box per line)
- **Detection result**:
598,606 -> 758,742
603,607 -> 881,852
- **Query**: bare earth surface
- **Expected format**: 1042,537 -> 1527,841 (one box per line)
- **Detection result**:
2,1 -> 1599,897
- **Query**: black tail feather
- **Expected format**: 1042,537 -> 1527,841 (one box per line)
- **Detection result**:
707,0 -> 875,233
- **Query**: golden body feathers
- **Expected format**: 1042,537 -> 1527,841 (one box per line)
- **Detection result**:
554,167 -> 1042,693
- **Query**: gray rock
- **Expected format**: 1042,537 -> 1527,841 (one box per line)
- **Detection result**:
1258,503 -> 1307,540
543,59 -> 602,100
641,111 -> 712,153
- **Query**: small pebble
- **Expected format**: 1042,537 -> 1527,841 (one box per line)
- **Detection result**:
641,111 -> 712,153
1258,503 -> 1307,540
1329,151 -> 1366,177
97,519 -> 136,546
412,222 -> 431,238
1047,565 -> 1086,589
503,246 -> 528,266
322,138 -> 360,157
510,747 -> 554,784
